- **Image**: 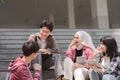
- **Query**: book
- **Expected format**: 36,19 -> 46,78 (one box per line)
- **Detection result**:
76,56 -> 86,64
86,59 -> 102,68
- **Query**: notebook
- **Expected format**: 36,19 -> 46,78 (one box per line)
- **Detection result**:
86,59 -> 102,68
76,56 -> 86,64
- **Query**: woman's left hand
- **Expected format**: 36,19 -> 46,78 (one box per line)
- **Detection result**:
89,64 -> 104,73
73,63 -> 84,69
89,64 -> 98,69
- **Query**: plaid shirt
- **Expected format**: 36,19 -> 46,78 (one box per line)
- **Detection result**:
104,56 -> 120,80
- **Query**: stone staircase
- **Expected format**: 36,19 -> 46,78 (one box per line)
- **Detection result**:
0,28 -> 120,80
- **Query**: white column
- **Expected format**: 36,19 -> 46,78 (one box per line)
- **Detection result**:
91,0 -> 109,29
67,0 -> 75,28
49,14 -> 55,26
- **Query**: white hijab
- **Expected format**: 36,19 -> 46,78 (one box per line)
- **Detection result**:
76,31 -> 95,52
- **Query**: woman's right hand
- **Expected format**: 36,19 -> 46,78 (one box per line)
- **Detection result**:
68,40 -> 78,49
73,63 -> 84,69
92,46 -> 102,59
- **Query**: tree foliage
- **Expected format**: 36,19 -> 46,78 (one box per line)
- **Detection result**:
0,0 -> 4,5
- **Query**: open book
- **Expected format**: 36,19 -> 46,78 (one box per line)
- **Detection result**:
76,56 -> 86,64
86,59 -> 102,68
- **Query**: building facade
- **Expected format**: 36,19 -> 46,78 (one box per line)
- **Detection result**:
0,0 -> 120,29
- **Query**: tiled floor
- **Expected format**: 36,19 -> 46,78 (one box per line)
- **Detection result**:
43,69 -> 55,80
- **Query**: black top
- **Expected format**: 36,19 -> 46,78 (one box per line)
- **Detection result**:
74,48 -> 83,62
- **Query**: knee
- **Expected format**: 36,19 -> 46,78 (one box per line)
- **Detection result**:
102,74 -> 111,80
54,54 -> 61,58
88,69 -> 95,74
74,68 -> 83,75
103,75 -> 108,80
53,54 -> 61,60
64,57 -> 72,63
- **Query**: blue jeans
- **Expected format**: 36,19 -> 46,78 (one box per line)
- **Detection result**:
31,53 -> 64,79
88,69 -> 103,80
102,74 -> 117,80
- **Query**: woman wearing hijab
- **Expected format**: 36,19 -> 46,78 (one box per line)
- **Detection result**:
63,31 -> 95,80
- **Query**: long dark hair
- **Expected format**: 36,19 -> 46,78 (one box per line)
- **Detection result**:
100,36 -> 119,60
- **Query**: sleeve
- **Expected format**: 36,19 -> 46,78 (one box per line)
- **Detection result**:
82,47 -> 93,68
46,35 -> 60,53
104,57 -> 119,74
33,70 -> 41,80
28,34 -> 36,42
83,48 -> 93,60
66,46 -> 76,61
18,66 -> 40,80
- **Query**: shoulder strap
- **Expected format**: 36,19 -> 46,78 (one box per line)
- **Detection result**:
35,35 -> 38,42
